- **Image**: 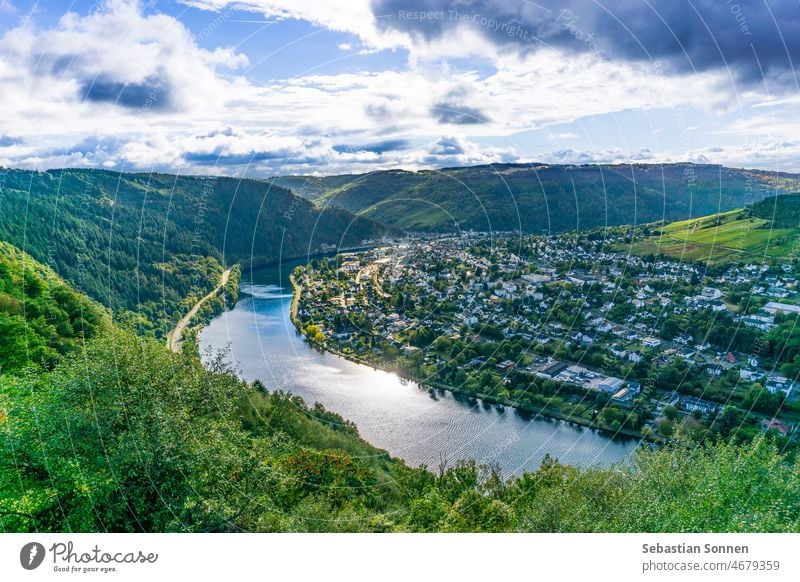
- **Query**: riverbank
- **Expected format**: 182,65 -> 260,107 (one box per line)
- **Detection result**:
289,272 -> 652,443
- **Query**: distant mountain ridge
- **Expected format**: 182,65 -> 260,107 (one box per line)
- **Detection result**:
271,163 -> 800,234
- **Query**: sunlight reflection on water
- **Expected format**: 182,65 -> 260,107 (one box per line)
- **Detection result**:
200,280 -> 639,477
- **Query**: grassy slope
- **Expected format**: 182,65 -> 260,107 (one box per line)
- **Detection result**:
628,194 -> 800,264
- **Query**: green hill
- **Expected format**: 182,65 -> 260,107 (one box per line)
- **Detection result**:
0,241 -> 108,373
628,193 -> 800,264
750,192 -> 800,228
275,163 -> 799,233
0,168 -> 390,336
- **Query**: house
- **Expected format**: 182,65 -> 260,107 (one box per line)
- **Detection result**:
609,344 -> 627,359
642,336 -> 662,349
612,387 -> 634,402
766,286 -> 790,299
627,350 -> 644,363
567,270 -> 593,286
766,375 -> 793,395
680,396 -> 717,415
662,392 -> 681,407
701,287 -> 723,300
763,302 -> 800,316
761,418 -> 789,436
741,314 -> 775,331
538,360 -> 568,378
338,260 -> 360,273
739,368 -> 763,382
501,282 -> 518,294
599,377 -> 625,394
626,381 -> 642,395
496,360 -> 515,371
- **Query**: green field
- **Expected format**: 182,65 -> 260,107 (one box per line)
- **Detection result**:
628,208 -> 798,264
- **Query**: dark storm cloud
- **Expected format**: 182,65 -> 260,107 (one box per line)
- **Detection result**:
41,136 -> 119,157
0,135 -> 24,147
429,137 -> 465,155
372,0 -> 800,85
332,139 -> 411,154
80,76 -> 171,110
431,102 -> 490,124
184,149 -> 300,165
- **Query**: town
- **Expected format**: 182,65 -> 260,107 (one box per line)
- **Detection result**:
293,229 -> 800,445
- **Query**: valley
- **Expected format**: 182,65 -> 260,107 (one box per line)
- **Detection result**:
2,165 -> 800,533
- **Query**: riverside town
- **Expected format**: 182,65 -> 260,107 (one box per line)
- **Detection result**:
293,224 -> 800,446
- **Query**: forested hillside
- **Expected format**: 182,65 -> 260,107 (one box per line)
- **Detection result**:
0,168 -> 388,336
749,192 -> 800,227
0,241 -> 108,373
275,163 -> 799,233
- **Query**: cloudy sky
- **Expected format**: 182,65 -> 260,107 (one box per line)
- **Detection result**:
1,0 -> 799,176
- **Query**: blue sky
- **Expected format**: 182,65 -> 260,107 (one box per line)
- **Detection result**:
1,0 -> 799,175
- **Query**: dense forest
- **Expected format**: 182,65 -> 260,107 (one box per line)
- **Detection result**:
1,243 -> 800,532
749,192 -> 800,227
0,168 -> 389,336
273,163 -> 799,233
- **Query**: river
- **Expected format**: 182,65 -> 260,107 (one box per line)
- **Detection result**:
199,260 -> 639,477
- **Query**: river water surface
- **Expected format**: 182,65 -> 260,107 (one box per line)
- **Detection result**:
199,262 -> 639,477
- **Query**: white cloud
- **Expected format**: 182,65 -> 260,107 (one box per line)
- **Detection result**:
1,0 -> 799,175
685,139 -> 800,174
179,0 -> 407,49
540,147 -> 656,165
547,132 -> 579,141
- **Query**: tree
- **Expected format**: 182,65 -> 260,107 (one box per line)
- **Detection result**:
660,318 -> 680,341
657,418 -> 674,437
663,405 -> 679,421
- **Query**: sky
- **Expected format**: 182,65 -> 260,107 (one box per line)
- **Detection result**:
0,0 -> 799,176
